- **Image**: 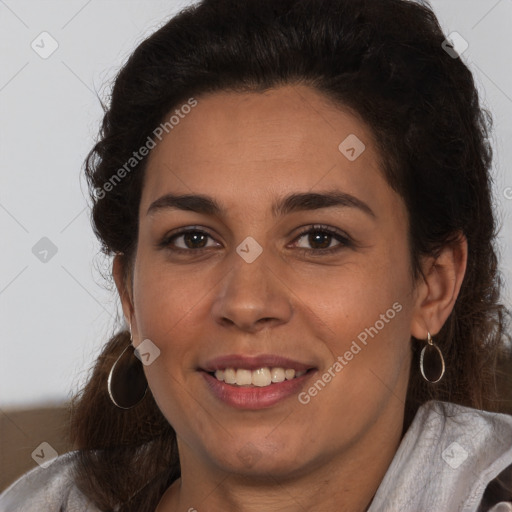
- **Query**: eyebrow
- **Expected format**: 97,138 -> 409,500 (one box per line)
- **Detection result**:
146,190 -> 376,219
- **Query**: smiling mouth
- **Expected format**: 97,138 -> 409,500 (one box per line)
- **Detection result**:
206,367 -> 314,387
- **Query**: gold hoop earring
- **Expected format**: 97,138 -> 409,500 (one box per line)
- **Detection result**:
419,331 -> 445,383
107,325 -> 148,409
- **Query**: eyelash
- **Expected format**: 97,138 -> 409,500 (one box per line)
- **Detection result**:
158,224 -> 353,256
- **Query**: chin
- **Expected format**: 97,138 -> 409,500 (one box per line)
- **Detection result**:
204,438 -> 315,479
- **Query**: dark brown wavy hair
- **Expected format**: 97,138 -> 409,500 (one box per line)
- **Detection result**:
69,0 -> 512,510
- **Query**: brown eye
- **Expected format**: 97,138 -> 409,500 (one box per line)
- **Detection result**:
159,227 -> 219,253
292,225 -> 352,254
178,231 -> 210,249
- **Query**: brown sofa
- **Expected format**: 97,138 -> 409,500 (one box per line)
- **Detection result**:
0,404 -> 73,492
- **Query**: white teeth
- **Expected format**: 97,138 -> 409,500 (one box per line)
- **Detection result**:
212,367 -> 308,386
270,367 -> 285,383
285,369 -> 296,380
223,368 -> 236,384
236,369 -> 252,386
252,367 -> 271,387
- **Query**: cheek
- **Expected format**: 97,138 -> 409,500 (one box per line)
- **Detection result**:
293,250 -> 409,341
132,250 -> 206,337
131,258 -> 204,430
131,256 -> 208,404
297,246 -> 413,402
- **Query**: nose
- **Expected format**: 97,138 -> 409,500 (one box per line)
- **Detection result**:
211,250 -> 293,333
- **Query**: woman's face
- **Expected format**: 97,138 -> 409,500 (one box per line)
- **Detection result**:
119,84 -> 425,478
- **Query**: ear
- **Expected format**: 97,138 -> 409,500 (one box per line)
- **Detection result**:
410,232 -> 468,340
112,254 -> 134,328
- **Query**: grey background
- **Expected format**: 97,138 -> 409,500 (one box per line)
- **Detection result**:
1,0 -> 511,408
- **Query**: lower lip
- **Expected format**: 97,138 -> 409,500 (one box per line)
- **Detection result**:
201,370 -> 316,410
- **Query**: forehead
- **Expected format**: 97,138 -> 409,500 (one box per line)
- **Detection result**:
140,85 -> 394,218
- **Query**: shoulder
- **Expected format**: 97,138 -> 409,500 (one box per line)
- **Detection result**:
406,400 -> 512,461
0,451 -> 101,512
369,400 -> 512,512
426,399 -> 512,436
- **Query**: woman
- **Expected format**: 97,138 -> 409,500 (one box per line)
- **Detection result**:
1,0 -> 511,510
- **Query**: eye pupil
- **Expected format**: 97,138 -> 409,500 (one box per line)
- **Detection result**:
185,232 -> 207,248
309,231 -> 331,249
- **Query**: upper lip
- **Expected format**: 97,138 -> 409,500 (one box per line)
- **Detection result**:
200,354 -> 316,372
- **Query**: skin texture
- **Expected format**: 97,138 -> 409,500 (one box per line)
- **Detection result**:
113,84 -> 468,512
